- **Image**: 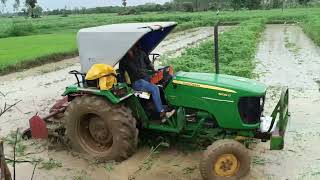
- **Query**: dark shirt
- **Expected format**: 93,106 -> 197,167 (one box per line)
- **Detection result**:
119,50 -> 154,83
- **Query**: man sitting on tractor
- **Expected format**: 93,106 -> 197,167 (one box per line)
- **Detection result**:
119,44 -> 174,119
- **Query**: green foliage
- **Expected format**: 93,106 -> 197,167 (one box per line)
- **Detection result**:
231,0 -> 262,10
33,5 -> 42,17
0,8 -> 319,74
302,15 -> 320,46
1,8 -> 319,38
104,161 -> 116,172
25,0 -> 36,8
122,0 -> 127,8
0,33 -> 77,74
272,0 -> 283,8
118,9 -> 139,15
298,0 -> 312,5
4,130 -> 27,156
6,20 -> 35,37
39,158 -> 63,170
245,0 -> 262,10
166,18 -> 266,78
182,2 -> 194,12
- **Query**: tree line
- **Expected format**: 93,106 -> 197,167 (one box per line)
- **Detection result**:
38,0 -> 319,16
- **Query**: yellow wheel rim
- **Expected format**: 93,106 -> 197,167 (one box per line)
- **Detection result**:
214,153 -> 240,177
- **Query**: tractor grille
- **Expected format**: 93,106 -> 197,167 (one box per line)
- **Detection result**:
238,96 -> 264,124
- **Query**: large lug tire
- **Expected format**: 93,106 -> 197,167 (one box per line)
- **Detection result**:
64,95 -> 138,162
200,139 -> 250,180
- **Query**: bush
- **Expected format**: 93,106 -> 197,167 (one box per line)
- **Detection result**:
118,8 -> 139,15
182,2 -> 194,12
6,21 -> 35,37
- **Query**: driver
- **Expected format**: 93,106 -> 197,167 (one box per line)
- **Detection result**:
119,44 -> 175,120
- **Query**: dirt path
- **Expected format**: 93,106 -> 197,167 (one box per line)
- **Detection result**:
0,26 -> 232,180
250,24 -> 320,180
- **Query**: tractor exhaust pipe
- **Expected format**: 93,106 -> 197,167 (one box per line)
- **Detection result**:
214,21 -> 219,74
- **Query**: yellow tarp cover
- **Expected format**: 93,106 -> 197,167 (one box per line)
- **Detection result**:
85,64 -> 117,90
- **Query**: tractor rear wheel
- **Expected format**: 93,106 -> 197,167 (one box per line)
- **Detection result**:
64,95 -> 138,162
200,139 -> 250,180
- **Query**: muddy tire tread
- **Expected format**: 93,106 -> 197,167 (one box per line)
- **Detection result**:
65,95 -> 138,162
200,139 -> 250,180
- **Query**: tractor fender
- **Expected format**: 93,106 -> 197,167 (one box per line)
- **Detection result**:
62,86 -> 133,104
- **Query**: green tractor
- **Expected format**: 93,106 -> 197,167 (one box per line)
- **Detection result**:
28,22 -> 289,180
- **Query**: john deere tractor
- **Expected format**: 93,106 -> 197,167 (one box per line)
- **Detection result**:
29,22 -> 289,180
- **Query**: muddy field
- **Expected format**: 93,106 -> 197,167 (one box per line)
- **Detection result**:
0,24 -> 319,180
251,24 -> 320,180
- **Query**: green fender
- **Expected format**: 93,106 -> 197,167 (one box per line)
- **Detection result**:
62,85 -> 133,104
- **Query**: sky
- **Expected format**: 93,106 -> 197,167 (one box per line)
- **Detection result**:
2,0 -> 170,12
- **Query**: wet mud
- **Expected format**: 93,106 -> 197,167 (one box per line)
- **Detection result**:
251,24 -> 320,180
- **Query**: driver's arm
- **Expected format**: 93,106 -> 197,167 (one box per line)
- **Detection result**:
142,51 -> 155,72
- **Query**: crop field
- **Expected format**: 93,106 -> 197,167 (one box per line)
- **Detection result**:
1,6 -> 320,180
167,18 -> 266,78
0,8 -> 320,74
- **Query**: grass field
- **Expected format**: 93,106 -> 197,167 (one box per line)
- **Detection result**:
0,8 -> 320,74
166,18 -> 266,78
0,33 -> 77,73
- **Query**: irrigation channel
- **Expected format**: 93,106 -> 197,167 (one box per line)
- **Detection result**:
0,24 -> 319,180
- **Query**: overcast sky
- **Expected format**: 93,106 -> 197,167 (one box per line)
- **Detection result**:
2,0 -> 170,12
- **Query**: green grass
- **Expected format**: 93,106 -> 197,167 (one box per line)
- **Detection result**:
39,158 -> 63,170
165,18 -> 266,78
4,130 -> 27,156
0,8 -> 319,74
0,33 -> 77,74
1,8 -> 319,38
302,15 -> 320,46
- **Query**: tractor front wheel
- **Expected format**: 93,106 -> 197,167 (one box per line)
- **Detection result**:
200,139 -> 250,180
64,95 -> 138,162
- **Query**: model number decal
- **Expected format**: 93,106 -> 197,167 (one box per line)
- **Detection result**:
218,93 -> 231,97
173,80 -> 236,93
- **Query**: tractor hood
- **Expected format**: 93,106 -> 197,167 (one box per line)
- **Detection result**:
173,72 -> 267,96
77,22 -> 177,72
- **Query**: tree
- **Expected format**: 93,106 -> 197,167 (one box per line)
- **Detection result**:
33,5 -> 42,17
163,2 -> 177,11
298,0 -> 311,5
272,0 -> 282,8
245,0 -> 262,9
25,0 -> 37,18
122,0 -> 127,8
13,0 -> 20,12
182,2 -> 194,12
231,0 -> 245,10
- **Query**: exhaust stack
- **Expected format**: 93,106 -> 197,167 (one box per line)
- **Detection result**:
214,21 -> 219,74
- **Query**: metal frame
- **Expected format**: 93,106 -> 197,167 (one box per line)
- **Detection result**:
270,87 -> 289,150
